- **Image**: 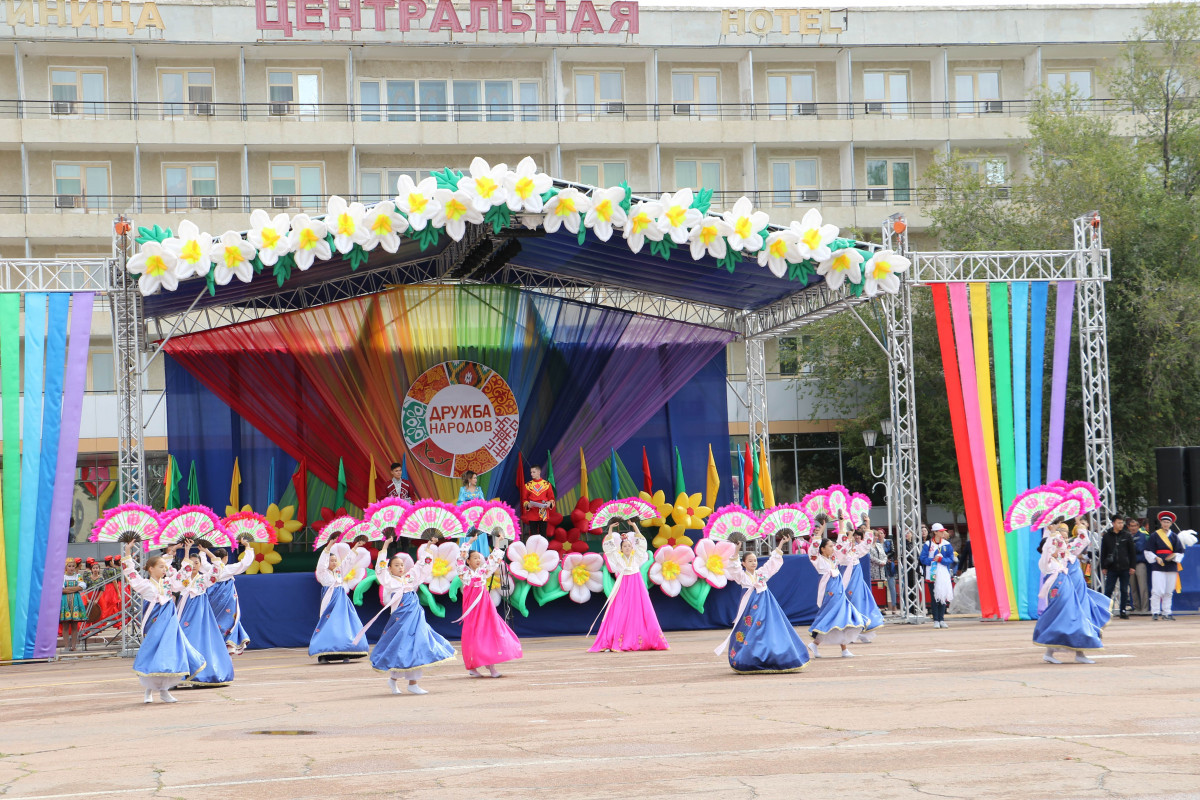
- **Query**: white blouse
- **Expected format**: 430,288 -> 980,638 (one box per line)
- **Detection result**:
602,531 -> 648,576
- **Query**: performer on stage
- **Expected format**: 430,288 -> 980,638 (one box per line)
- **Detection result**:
839,519 -> 884,642
369,538 -> 456,694
920,524 -> 957,628
455,532 -> 522,677
60,558 -> 87,652
718,533 -> 809,674
309,541 -> 370,663
807,536 -> 866,658
457,470 -> 490,557
207,544 -> 255,654
589,522 -> 669,653
175,544 -> 235,688
388,461 -> 416,501
1033,526 -> 1103,664
1064,519 -> 1112,631
121,542 -> 205,703
522,465 -> 555,539
1146,510 -> 1185,621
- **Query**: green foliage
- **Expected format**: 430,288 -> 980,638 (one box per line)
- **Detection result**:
431,167 -> 464,191
618,182 -> 633,215
343,244 -> 370,272
484,205 -> 512,234
690,187 -> 714,215
272,253 -> 295,287
413,225 -> 442,252
135,225 -> 172,245
648,237 -> 674,261
204,270 -> 216,297
251,255 -> 265,275
717,249 -> 742,274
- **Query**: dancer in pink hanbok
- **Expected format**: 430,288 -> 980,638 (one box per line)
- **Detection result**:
455,533 -> 522,677
589,521 -> 669,652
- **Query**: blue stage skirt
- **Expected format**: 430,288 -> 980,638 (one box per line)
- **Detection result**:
843,565 -> 884,632
207,580 -> 250,650
727,588 -> 810,674
1032,572 -> 1105,652
808,574 -> 867,647
179,595 -> 235,687
370,592 -> 457,674
1069,562 -> 1113,630
308,587 -> 369,659
133,601 -> 205,680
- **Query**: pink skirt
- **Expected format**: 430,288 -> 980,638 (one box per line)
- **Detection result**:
460,583 -> 523,670
589,572 -> 669,652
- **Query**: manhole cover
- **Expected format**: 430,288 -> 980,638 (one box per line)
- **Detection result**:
249,730 -> 317,736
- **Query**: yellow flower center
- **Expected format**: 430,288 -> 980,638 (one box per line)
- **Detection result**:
631,212 -> 651,234
666,205 -> 686,228
180,239 -> 201,264
299,227 -> 319,250
446,197 -> 468,221
344,568 -> 357,583
371,214 -> 392,235
872,260 -> 892,280
144,254 -> 167,277
485,573 -> 502,591
661,560 -> 680,581
706,553 -> 726,575
522,552 -> 543,573
223,245 -> 243,268
261,227 -> 279,249
475,176 -> 497,198
769,238 -> 788,259
515,176 -> 534,199
831,252 -> 853,273
554,196 -> 576,217
801,227 -> 823,250
336,212 -> 356,236
572,563 -> 592,586
431,557 -> 450,578
735,216 -> 752,239
408,193 -> 427,214
699,224 -> 718,245
595,198 -> 613,222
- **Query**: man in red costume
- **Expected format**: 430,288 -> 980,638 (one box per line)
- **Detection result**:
522,465 -> 555,539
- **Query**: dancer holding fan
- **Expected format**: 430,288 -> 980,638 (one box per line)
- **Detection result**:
309,530 -> 373,664
718,531 -> 810,674
589,499 -> 669,653
838,511 -> 885,642
1033,523 -> 1104,664
454,515 -> 522,677
213,512 -> 275,654
807,531 -> 867,658
174,542 -> 236,688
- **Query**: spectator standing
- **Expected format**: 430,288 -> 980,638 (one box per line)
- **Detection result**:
869,529 -> 890,613
1129,517 -> 1149,614
1100,515 -> 1136,619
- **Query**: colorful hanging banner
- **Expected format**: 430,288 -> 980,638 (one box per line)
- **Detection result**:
1046,281 -> 1076,483
1010,282 -> 1034,619
13,294 -> 47,658
989,283 -> 1020,619
0,292 -> 18,661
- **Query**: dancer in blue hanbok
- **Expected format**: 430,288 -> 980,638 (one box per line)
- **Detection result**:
807,536 -> 867,658
207,544 -> 255,654
175,545 -> 235,688
121,542 -> 205,704
309,541 -> 371,662
1064,520 -> 1112,632
1033,527 -> 1103,664
839,521 -> 885,642
365,539 -> 457,694
717,534 -> 810,674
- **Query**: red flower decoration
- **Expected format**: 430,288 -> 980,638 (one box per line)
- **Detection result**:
548,526 -> 590,557
570,497 -> 605,535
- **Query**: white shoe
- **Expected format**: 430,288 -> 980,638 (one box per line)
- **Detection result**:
159,690 -> 177,703
941,621 -> 950,628
406,683 -> 428,695
467,669 -> 483,678
809,643 -> 820,659
487,665 -> 502,678
1043,652 -> 1062,664
1074,653 -> 1095,664
143,690 -> 154,704
841,650 -> 855,658
388,678 -> 402,695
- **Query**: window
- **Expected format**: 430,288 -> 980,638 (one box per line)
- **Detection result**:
163,164 -> 218,211
954,71 -> 1000,115
90,352 -> 115,393
778,337 -> 799,376
482,80 -> 537,122
578,161 -> 627,187
961,157 -> 1007,186
359,168 -> 411,203
519,81 -> 540,121
672,71 -> 720,117
50,68 -> 105,115
359,79 -> 416,122
160,70 -> 214,117
268,70 -> 320,117
767,72 -> 815,118
452,80 -> 482,121
770,158 -> 819,205
674,159 -> 721,191
863,70 -> 908,116
865,158 -> 912,203
53,163 -> 110,211
574,71 -> 623,117
419,80 -> 448,121
1046,69 -> 1093,99
270,163 -> 324,209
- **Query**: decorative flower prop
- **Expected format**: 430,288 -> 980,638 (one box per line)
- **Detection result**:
638,490 -> 672,528
656,189 -> 703,245
687,216 -> 733,260
758,229 -> 801,278
543,187 -> 591,235
211,231 -> 256,285
287,214 -> 331,271
362,200 -> 408,253
558,552 -> 604,603
505,534 -> 561,586
245,541 -> 282,574
395,175 -> 442,231
649,545 -> 698,597
584,186 -> 629,242
723,196 -> 769,253
326,196 -> 369,254
422,541 -> 463,594
265,503 -> 303,544
458,157 -> 510,212
570,497 -> 605,535
624,200 -> 665,254
127,240 -> 185,296
651,524 -> 694,549
791,208 -> 839,262
862,250 -> 911,297
670,493 -> 712,531
817,247 -> 865,291
485,568 -> 514,607
432,188 -> 484,241
162,219 -> 213,278
549,526 -> 590,557
504,156 -> 553,213
692,538 -> 738,588
247,209 -> 292,266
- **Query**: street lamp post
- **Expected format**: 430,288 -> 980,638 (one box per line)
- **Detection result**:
864,420 -> 898,618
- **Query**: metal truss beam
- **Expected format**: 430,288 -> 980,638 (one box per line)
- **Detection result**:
744,337 -> 769,462
0,258 -> 112,292
740,276 -> 877,340
906,249 -> 1111,284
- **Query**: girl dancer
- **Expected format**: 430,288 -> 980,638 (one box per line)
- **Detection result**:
60,558 -> 87,651
839,519 -> 884,642
807,536 -> 867,658
717,533 -> 809,673
207,543 -> 255,654
589,521 -> 669,653
1065,519 -> 1113,630
1033,525 -> 1104,664
175,543 -> 235,688
920,525 -> 957,628
121,541 -> 205,703
367,537 -> 456,694
455,532 -> 522,677
309,541 -> 370,663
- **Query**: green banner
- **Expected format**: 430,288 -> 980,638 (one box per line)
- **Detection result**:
0,293 -> 20,655
990,283 -> 1021,604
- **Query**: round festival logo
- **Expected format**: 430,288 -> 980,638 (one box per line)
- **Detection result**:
401,361 -> 519,478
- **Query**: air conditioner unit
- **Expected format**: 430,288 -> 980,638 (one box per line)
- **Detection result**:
196,196 -> 219,210
55,194 -> 80,209
271,195 -> 292,209
992,186 -> 1012,200
866,188 -> 888,202
981,100 -> 1004,114
191,102 -> 215,117
51,100 -> 76,116
797,189 -> 821,202
269,102 -> 292,116
672,102 -> 692,115
603,101 -> 625,115
796,102 -> 818,116
864,101 -> 885,114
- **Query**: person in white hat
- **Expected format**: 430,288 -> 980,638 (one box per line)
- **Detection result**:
920,524 -> 956,628
1145,511 -> 1185,621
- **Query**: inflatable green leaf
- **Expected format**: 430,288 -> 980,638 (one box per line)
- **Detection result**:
532,567 -> 568,606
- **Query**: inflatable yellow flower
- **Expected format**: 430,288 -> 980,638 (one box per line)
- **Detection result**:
651,524 -> 694,549
671,493 -> 711,531
638,490 -> 672,529
265,503 -> 303,544
245,541 -> 282,574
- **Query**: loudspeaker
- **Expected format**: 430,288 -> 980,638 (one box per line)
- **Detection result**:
1155,447 -> 1188,506
1188,447 -> 1200,505
1148,506 -> 1190,532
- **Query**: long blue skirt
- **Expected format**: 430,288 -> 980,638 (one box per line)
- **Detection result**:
308,587 -> 369,659
370,592 -> 457,673
843,564 -> 884,632
1069,561 -> 1112,630
207,580 -> 249,650
727,587 -> 810,674
133,601 -> 205,680
178,595 -> 235,687
809,574 -> 867,647
1032,572 -> 1105,652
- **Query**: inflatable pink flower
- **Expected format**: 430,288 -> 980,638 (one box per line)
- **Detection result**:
418,541 -> 462,594
506,534 -> 560,587
649,544 -> 697,597
558,552 -> 604,603
692,538 -> 738,588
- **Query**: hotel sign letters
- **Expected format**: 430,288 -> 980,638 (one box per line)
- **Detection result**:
721,7 -> 846,36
